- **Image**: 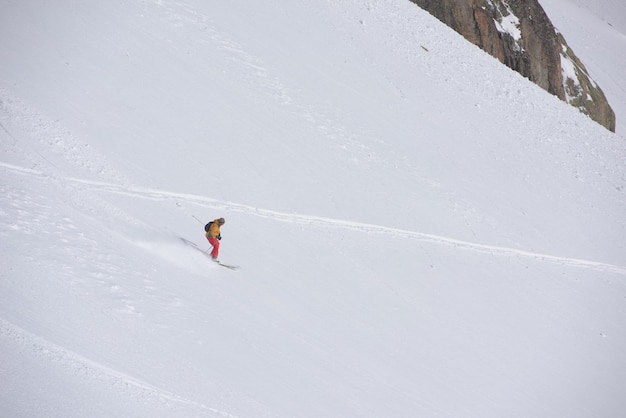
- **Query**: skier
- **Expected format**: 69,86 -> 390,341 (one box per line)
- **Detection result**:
205,217 -> 225,261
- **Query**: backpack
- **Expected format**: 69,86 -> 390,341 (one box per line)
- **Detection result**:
204,221 -> 213,232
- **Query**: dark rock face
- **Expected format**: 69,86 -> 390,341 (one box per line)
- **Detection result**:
411,0 -> 616,132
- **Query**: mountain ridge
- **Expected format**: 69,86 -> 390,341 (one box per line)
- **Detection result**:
411,0 -> 616,131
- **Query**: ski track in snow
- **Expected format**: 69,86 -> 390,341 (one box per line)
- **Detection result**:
3,161 -> 625,276
0,317 -> 240,418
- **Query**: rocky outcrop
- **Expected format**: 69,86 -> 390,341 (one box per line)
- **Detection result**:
410,0 -> 616,132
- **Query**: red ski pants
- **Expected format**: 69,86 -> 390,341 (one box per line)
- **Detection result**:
207,237 -> 220,259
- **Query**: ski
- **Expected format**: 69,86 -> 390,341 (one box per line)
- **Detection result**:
180,237 -> 199,248
216,261 -> 239,270
180,237 -> 239,270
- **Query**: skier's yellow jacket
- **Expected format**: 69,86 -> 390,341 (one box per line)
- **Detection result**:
206,219 -> 222,239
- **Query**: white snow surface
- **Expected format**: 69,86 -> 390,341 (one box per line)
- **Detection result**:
1,0 -> 626,417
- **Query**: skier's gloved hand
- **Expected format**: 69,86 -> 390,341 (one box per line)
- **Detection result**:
217,235 -> 222,240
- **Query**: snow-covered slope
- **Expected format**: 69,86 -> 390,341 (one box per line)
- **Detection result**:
1,1 -> 625,417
